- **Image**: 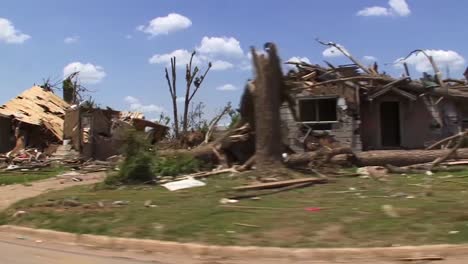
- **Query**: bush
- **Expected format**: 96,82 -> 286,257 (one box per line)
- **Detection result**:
105,130 -> 156,185
154,154 -> 201,177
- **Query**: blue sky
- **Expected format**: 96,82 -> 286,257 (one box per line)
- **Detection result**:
0,0 -> 467,120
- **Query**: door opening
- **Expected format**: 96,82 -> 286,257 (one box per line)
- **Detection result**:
380,101 -> 401,147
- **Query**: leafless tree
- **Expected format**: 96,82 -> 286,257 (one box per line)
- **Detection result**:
164,51 -> 212,139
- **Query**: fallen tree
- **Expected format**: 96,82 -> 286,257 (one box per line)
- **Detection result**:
330,148 -> 468,167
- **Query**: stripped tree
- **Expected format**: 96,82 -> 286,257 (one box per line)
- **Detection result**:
165,57 -> 180,138
164,51 -> 212,139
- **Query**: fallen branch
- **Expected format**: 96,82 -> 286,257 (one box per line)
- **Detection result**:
177,168 -> 238,180
233,177 -> 328,191
203,104 -> 232,144
426,131 -> 467,150
229,182 -> 315,200
430,131 -> 468,170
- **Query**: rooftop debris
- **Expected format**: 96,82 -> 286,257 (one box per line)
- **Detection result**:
0,86 -> 70,140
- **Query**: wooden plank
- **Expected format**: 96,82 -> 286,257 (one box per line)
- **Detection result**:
233,177 -> 328,191
391,87 -> 417,101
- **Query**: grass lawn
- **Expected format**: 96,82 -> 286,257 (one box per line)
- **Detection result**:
0,167 -> 65,186
4,168 -> 468,248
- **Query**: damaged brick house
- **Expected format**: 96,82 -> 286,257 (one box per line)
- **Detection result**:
281,62 -> 468,152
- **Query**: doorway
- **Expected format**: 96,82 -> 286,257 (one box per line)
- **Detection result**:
380,101 -> 401,147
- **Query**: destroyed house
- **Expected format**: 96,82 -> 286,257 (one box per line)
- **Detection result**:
64,106 -> 169,160
281,62 -> 468,152
0,86 -> 69,153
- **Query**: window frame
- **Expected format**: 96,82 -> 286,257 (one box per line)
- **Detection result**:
297,96 -> 339,124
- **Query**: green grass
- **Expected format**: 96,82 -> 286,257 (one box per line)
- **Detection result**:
5,168 -> 468,248
0,167 -> 65,186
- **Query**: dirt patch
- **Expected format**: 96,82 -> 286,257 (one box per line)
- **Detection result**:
315,224 -> 347,243
0,172 -> 105,211
262,226 -> 305,244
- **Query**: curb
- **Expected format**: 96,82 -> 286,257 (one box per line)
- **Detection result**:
1,225 -> 468,262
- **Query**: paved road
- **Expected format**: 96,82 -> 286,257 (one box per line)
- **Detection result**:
3,235 -> 468,264
0,238 -> 163,264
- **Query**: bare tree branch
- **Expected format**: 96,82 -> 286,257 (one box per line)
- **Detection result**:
315,38 -> 372,75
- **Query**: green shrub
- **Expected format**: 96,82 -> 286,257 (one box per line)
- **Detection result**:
154,154 -> 201,177
105,130 -> 156,185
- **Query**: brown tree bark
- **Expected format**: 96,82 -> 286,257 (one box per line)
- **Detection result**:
287,148 -> 468,167
165,57 -> 179,139
251,44 -> 284,170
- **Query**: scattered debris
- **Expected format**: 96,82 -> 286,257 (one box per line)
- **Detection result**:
162,177 -> 206,191
112,200 -> 130,206
219,198 -> 239,204
398,256 -> 444,262
234,223 -> 260,228
12,210 -> 27,218
382,205 -> 399,218
305,207 -> 322,212
62,199 -> 81,207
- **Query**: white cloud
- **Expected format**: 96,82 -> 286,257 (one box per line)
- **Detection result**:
124,96 -> 164,113
287,56 -> 311,64
0,18 -> 30,44
357,0 -> 410,17
323,45 -> 349,58
125,34 -> 133,39
211,60 -> 234,71
149,49 -> 202,67
286,57 -> 311,70
149,36 -> 246,71
149,49 -> 233,71
138,13 -> 192,37
363,55 -> 378,62
196,36 -> 244,58
357,6 -> 391,17
389,0 -> 411,16
63,62 -> 106,84
176,97 -> 185,103
216,84 -> 238,91
64,36 -> 79,44
395,50 -> 466,73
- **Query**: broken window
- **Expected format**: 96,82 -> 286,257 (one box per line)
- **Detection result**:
298,98 -> 338,123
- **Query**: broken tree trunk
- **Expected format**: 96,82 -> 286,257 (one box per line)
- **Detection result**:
288,148 -> 468,167
251,44 -> 284,171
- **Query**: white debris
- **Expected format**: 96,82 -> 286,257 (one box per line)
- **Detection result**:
162,177 -> 206,191
219,198 -> 239,204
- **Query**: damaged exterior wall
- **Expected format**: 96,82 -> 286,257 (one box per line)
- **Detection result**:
64,107 -> 169,160
281,83 -> 362,152
282,89 -> 464,152
0,116 -> 13,153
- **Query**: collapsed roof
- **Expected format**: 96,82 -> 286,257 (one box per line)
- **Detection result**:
0,86 -> 70,140
285,54 -> 468,103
